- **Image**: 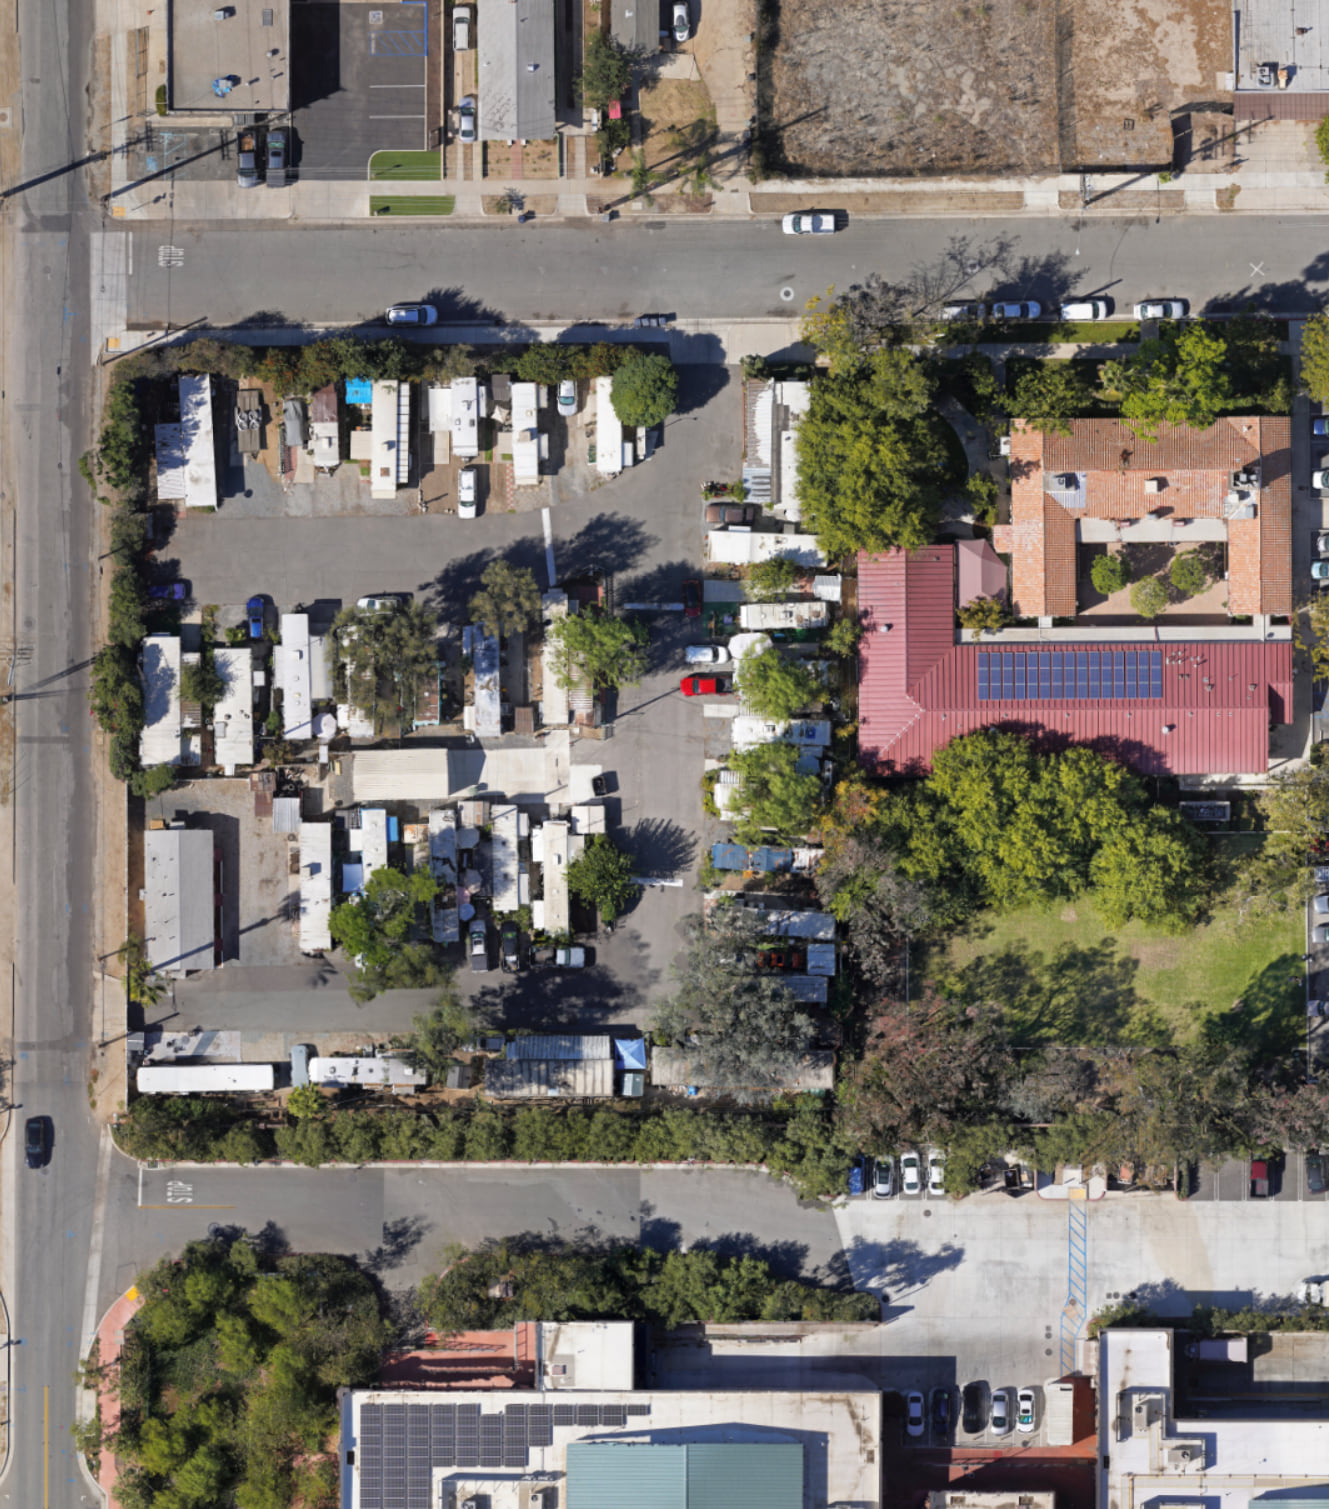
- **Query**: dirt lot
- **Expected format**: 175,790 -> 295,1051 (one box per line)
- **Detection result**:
762,0 -> 1058,177
761,0 -> 1230,177
638,77 -> 716,178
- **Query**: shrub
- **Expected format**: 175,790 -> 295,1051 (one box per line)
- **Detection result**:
610,353 -> 679,428
1170,551 -> 1208,597
1130,575 -> 1169,619
1090,554 -> 1130,596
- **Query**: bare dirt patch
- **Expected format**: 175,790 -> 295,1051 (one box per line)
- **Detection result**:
521,138 -> 560,178
762,0 -> 1058,177
638,77 -> 716,177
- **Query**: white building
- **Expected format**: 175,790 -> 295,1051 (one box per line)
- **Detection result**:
140,634 -> 183,767
178,376 -> 217,509
596,375 -> 630,476
212,647 -> 254,774
511,380 -> 544,485
450,376 -> 486,459
706,532 -> 826,568
737,600 -> 830,632
731,716 -> 832,752
532,818 -> 583,935
137,1064 -> 273,1094
370,380 -> 409,500
465,625 -> 502,740
308,1056 -> 427,1092
298,821 -> 333,954
275,613 -> 315,740
144,827 -> 215,975
352,807 -> 390,880
491,802 -> 524,912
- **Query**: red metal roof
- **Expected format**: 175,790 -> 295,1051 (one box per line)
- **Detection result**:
858,546 -> 1293,777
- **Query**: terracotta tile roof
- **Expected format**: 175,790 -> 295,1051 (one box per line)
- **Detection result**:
858,547 -> 1292,777
1006,417 -> 1292,620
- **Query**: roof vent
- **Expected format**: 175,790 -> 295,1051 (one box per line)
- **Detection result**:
1162,724 -> 1175,735
1058,473 -> 1079,490
1144,477 -> 1164,493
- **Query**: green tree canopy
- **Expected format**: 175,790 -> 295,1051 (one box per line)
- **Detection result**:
746,553 -> 801,601
1130,575 -> 1169,619
549,609 -> 648,692
391,989 -> 484,1080
1102,323 -> 1234,436
729,740 -> 823,845
1302,311 -> 1329,404
566,833 -> 640,922
796,346 -> 948,559
652,909 -> 817,1097
514,343 -> 574,385
1169,551 -> 1208,597
469,560 -> 542,640
735,646 -> 823,720
328,599 -> 440,732
579,31 -> 632,108
610,353 -> 679,428
1090,553 -> 1130,596
329,866 -> 438,989
956,594 -> 1007,641
1008,361 -> 1097,435
180,657 -> 226,710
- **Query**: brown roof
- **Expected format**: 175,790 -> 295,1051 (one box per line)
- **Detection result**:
1007,417 -> 1292,619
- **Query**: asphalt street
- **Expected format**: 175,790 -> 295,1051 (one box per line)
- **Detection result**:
124,216 -> 1329,330
1,0 -> 103,1501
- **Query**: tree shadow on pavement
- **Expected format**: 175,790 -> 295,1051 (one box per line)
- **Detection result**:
559,513 -> 654,582
364,1214 -> 434,1275
626,816 -> 698,879
839,1233 -> 965,1298
691,1232 -> 813,1280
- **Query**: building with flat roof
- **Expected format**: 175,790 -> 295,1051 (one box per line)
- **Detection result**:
144,827 -> 216,976
1098,1326 -> 1329,1509
167,0 -> 290,113
140,635 -> 184,767
276,613 -> 315,740
476,0 -> 557,140
340,1385 -> 879,1509
298,821 -> 333,954
213,646 -> 254,774
1234,0 -> 1329,116
857,544 -> 1294,777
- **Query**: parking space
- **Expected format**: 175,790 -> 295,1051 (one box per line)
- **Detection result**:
292,3 -> 430,180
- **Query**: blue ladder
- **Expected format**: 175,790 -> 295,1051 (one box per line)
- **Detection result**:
1059,1189 -> 1089,1375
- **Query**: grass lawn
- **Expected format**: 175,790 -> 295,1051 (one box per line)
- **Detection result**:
937,894 -> 1304,1054
369,195 -> 455,216
369,150 -> 441,182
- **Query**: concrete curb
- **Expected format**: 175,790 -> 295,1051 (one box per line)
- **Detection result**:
132,1155 -> 774,1172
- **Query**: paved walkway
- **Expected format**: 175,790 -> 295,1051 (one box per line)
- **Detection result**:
93,1287 -> 143,1509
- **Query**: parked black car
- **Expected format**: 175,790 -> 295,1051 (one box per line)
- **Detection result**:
931,1387 -> 952,1436
1309,1153 -> 1325,1195
25,1115 -> 48,1169
961,1382 -> 989,1435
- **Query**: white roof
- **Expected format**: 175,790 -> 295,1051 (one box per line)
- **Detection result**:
541,592 -> 572,725
311,421 -> 340,467
144,827 -> 216,975
370,380 -> 401,499
466,625 -> 502,740
298,822 -> 334,953
596,376 -> 624,475
309,1056 -> 426,1087
178,376 -> 217,509
538,1321 -> 636,1391
353,744 -> 571,805
706,532 -> 826,567
137,1064 -> 274,1093
355,808 -> 390,877
450,377 -> 484,457
738,600 -> 830,631
427,385 -> 452,433
535,819 -> 574,935
491,803 -> 521,912
154,423 -> 187,499
732,716 -> 831,751
276,614 -> 314,740
212,647 -> 254,773
140,635 -> 183,767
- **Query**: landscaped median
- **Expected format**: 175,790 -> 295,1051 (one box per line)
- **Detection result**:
369,195 -> 455,216
368,148 -> 441,181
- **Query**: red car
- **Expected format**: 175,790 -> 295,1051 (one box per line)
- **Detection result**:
682,579 -> 702,618
681,674 -> 729,697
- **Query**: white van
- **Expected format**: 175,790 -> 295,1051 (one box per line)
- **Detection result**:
1060,299 -> 1111,321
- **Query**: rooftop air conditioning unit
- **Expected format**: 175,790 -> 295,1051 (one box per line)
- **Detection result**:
1163,1441 -> 1205,1468
549,1364 -> 568,1376
1058,473 -> 1079,489
1144,477 -> 1162,493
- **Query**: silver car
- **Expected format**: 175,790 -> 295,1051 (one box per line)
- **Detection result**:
452,4 -> 472,49
872,1157 -> 896,1198
1134,299 -> 1187,320
991,301 -> 1040,319
557,378 -> 578,416
672,0 -> 689,41
991,1389 -> 1011,1434
457,96 -> 477,144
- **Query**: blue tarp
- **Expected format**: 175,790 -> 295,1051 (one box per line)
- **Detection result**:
387,815 -> 400,842
614,1038 -> 647,1070
342,861 -> 365,895
711,842 -> 748,872
344,377 -> 372,405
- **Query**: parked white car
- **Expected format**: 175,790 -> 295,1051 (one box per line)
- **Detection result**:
782,211 -> 837,234
900,1150 -> 922,1195
685,644 -> 729,665
1060,299 -> 1111,320
672,1 -> 690,41
452,5 -> 471,49
557,378 -> 578,416
928,1149 -> 946,1195
457,467 -> 478,519
991,301 -> 1040,319
385,304 -> 437,326
1134,299 -> 1187,320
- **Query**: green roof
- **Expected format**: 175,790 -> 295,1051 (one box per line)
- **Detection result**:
567,1443 -> 803,1509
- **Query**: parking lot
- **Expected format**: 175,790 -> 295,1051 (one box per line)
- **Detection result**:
1191,1150 -> 1328,1201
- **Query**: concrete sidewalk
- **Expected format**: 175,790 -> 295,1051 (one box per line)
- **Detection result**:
92,1285 -> 143,1509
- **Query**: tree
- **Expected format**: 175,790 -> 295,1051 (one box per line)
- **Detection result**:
579,31 -> 631,109
180,657 -> 225,709
392,989 -> 482,1079
469,560 -> 542,640
1130,575 -> 1169,619
329,867 -> 438,988
328,599 -> 440,731
610,353 -> 678,428
746,554 -> 801,601
825,617 -> 862,657
118,933 -> 166,1006
566,834 -> 639,922
956,594 -> 1007,641
108,569 -> 147,649
1302,311 -> 1329,404
1169,551 -> 1208,597
837,992 -> 1017,1151
1304,592 -> 1329,683
515,343 -> 574,385
729,741 -> 823,845
1090,553 -> 1130,596
548,609 -> 648,692
627,150 -> 658,206
965,470 -> 999,524
734,645 -> 822,720
1089,809 -> 1205,929
797,346 -> 949,560
799,275 -> 912,374
130,763 -> 176,799
286,1084 -> 327,1120
651,909 -> 817,1097
1102,323 -> 1234,436
1008,362 -> 1096,435
815,831 -> 932,988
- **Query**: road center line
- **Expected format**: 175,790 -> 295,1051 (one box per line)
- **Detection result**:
42,1385 -> 48,1509
542,507 -> 555,587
